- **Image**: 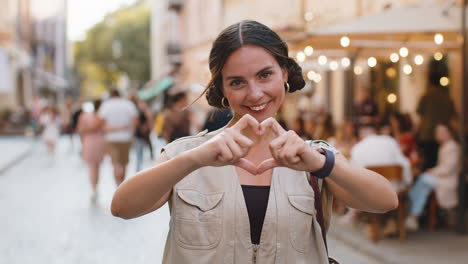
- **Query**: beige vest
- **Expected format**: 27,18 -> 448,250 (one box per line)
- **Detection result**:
161,131 -> 333,264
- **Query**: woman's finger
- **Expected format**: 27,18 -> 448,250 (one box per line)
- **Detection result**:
231,114 -> 260,134
225,135 -> 245,159
231,131 -> 254,148
235,158 -> 258,175
256,158 -> 280,174
259,117 -> 286,137
216,140 -> 233,162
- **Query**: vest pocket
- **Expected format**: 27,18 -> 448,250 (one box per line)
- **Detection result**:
175,189 -> 224,249
287,194 -> 316,253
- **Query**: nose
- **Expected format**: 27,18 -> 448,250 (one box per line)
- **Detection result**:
247,83 -> 264,101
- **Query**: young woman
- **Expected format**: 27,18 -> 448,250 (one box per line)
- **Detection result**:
111,20 -> 397,263
406,123 -> 461,231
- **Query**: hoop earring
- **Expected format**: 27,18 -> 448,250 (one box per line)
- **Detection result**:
221,97 -> 228,108
285,82 -> 290,93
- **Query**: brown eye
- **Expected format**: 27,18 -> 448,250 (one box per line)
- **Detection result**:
229,79 -> 243,86
259,72 -> 272,79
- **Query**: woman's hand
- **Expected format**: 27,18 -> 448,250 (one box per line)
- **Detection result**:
190,114 -> 260,174
257,117 -> 325,174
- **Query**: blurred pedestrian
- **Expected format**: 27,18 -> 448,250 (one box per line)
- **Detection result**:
390,112 -> 419,168
406,123 -> 461,231
111,20 -> 397,263
314,113 -> 335,141
60,96 -> 75,150
39,104 -> 61,157
30,95 -> 44,136
132,98 -> 154,172
343,123 -> 412,237
202,107 -> 233,132
354,87 -> 379,128
98,89 -> 138,186
416,80 -> 456,170
160,92 -> 191,143
333,120 -> 358,159
77,99 -> 106,202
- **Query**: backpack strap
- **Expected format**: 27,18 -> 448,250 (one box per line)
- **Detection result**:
309,175 -> 328,252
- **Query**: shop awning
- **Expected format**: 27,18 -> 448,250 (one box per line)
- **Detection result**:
299,2 -> 467,51
137,76 -> 174,101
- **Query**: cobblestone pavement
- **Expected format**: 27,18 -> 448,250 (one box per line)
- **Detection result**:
1,136 -> 379,264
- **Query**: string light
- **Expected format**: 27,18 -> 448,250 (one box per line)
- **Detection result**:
304,46 -> 314,56
399,47 -> 409,57
434,52 -> 443,61
434,33 -> 444,45
329,61 -> 339,71
340,36 -> 350,47
318,55 -> 327,65
390,53 -> 400,63
386,67 -> 397,78
354,66 -> 363,75
414,55 -> 424,65
313,73 -> 322,83
440,77 -> 450,86
307,70 -> 316,80
387,93 -> 397,104
341,57 -> 351,68
304,12 -> 314,22
368,57 -> 377,67
296,52 -> 306,62
403,64 -> 413,75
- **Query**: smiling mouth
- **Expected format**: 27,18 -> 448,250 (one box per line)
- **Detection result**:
248,103 -> 267,111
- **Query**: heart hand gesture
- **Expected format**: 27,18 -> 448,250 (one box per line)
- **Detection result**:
256,117 -> 325,174
192,114 -> 260,175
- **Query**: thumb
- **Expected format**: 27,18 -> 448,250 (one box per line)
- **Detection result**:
256,158 -> 280,175
235,158 -> 259,175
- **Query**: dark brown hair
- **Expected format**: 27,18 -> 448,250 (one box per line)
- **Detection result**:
204,20 -> 305,108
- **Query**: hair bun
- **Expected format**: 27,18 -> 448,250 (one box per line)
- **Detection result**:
286,58 -> 305,93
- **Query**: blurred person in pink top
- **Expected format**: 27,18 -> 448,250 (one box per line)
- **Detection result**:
77,99 -> 106,203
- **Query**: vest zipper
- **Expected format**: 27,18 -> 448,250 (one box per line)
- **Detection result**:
252,244 -> 260,263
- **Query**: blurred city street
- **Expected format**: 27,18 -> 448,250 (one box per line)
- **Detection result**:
1,136 -> 384,264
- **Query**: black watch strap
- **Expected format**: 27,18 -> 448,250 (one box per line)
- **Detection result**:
310,148 -> 335,179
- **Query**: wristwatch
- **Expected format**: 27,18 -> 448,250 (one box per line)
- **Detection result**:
310,147 -> 335,179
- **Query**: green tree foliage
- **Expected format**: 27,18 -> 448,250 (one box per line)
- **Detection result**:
74,1 -> 150,97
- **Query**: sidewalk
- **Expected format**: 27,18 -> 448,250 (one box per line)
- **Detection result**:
328,215 -> 468,264
0,136 -> 35,175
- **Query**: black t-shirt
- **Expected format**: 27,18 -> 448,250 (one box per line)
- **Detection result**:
241,185 -> 271,245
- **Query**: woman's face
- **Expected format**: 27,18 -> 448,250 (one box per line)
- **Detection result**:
221,45 -> 288,122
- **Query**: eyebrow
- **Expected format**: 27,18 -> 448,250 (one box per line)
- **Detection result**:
225,66 -> 274,80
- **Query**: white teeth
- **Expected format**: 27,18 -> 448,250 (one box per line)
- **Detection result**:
249,104 -> 267,111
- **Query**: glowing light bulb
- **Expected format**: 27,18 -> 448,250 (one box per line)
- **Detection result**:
403,64 -> 413,75
434,52 -> 443,61
304,46 -> 314,56
387,93 -> 397,104
296,52 -> 306,62
318,55 -> 327,65
368,57 -> 377,67
399,47 -> 409,57
440,77 -> 450,86
341,57 -> 350,68
390,53 -> 399,63
434,33 -> 444,45
340,36 -> 350,47
354,66 -> 363,75
307,70 -> 316,80
414,55 -> 424,65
